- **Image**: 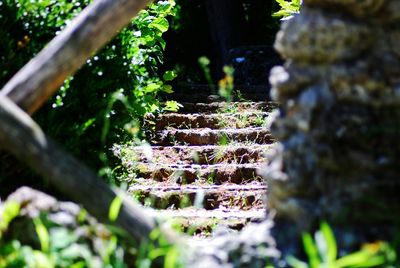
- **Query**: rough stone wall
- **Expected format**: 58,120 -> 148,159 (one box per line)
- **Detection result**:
266,0 -> 400,230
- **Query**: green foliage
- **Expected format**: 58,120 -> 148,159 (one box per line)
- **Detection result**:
0,198 -> 186,268
0,0 -> 177,175
287,222 -> 397,268
273,0 -> 301,18
136,228 -> 183,268
0,0 -> 91,85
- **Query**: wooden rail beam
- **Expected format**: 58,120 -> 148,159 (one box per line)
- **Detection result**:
0,0 -> 151,114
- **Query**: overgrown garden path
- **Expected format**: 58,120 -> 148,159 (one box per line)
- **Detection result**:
115,91 -> 278,236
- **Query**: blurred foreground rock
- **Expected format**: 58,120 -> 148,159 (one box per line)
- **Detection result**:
0,187 -> 129,267
264,0 -> 400,245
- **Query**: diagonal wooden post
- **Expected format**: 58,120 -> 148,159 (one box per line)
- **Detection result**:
0,0 -> 151,114
0,95 -> 181,242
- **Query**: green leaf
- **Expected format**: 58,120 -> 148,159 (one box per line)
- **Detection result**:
0,201 -> 20,234
198,56 -> 210,67
164,100 -> 182,112
108,194 -> 123,222
32,251 -> 53,268
302,232 -> 321,268
162,85 -> 174,94
152,0 -> 175,14
286,255 -> 308,268
163,70 -> 177,81
149,17 -> 169,33
144,83 -> 161,93
320,222 -> 337,264
164,246 -> 179,268
33,217 -> 50,253
336,250 -> 385,267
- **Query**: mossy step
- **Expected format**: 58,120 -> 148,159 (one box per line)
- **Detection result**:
129,163 -> 262,184
177,101 -> 277,114
115,144 -> 273,165
129,184 -> 266,210
153,127 -> 275,146
147,112 -> 270,130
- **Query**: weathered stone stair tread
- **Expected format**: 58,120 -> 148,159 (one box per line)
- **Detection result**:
129,183 -> 267,193
120,144 -> 273,165
130,183 -> 266,210
136,163 -> 262,169
151,208 -> 266,220
133,163 -> 262,184
150,112 -> 270,130
154,127 -> 274,146
178,101 -> 277,114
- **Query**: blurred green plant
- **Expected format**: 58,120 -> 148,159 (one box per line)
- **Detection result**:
136,228 -> 183,268
198,56 -> 216,94
273,0 -> 301,18
287,222 -> 397,268
0,196 -> 185,267
218,66 -> 234,102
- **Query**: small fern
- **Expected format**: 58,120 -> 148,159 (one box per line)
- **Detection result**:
273,0 -> 301,18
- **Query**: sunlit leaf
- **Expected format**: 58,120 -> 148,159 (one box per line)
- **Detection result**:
109,194 -> 123,222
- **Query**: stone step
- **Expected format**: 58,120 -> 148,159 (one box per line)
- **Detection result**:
129,163 -> 263,184
177,101 -> 277,114
153,208 -> 265,220
153,127 -> 275,146
147,112 -> 270,130
114,144 -> 273,165
150,208 -> 266,237
129,183 -> 266,210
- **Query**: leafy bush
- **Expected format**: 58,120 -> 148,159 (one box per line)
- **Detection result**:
0,0 -> 177,177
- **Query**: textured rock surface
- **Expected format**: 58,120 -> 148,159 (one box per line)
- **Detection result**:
187,219 -> 280,268
265,0 -> 400,235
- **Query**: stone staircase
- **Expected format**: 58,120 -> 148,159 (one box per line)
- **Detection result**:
114,96 -> 278,236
